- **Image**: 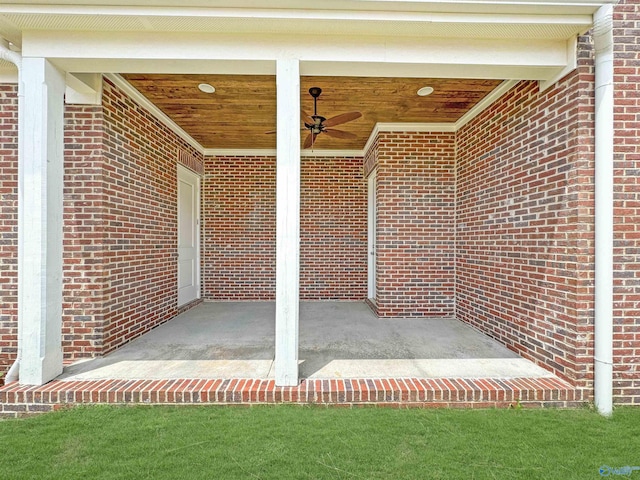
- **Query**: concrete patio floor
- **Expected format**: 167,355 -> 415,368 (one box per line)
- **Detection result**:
59,301 -> 554,381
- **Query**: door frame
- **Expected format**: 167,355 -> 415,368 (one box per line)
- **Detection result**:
367,170 -> 376,301
177,164 -> 201,306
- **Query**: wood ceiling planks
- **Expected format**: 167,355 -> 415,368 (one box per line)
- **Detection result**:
122,74 -> 502,150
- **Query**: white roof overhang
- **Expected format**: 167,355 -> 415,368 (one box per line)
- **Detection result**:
0,1 -> 616,154
0,1 -> 615,84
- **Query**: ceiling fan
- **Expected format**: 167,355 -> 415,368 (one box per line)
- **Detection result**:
267,87 -> 362,149
301,87 -> 362,149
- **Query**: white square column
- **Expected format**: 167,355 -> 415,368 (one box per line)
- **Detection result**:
18,58 -> 66,385
274,58 -> 301,386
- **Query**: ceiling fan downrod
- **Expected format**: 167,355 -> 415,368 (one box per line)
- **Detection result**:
308,87 -> 325,133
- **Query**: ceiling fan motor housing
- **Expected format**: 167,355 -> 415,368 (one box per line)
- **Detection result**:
309,116 -> 325,133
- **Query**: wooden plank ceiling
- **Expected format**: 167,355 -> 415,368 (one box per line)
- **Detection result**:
122,74 -> 502,150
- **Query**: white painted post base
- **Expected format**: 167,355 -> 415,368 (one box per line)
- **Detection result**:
274,58 -> 301,386
18,57 -> 66,385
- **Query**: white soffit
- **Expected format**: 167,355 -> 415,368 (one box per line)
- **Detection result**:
0,1 -> 612,16
0,58 -> 16,70
0,14 -> 593,40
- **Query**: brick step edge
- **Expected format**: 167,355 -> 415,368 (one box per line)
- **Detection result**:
1,377 -> 584,417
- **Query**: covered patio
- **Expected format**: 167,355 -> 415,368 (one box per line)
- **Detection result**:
0,0 -> 624,415
1,302 -> 580,414
58,302 -> 553,381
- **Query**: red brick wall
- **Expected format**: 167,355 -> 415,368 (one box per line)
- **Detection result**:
375,132 -> 457,317
453,1 -> 640,405
456,41 -> 596,393
63,105 -> 107,360
300,156 -> 367,300
0,84 -> 18,382
613,0 -> 640,405
203,156 -> 276,300
100,79 -> 203,353
202,154 -> 367,301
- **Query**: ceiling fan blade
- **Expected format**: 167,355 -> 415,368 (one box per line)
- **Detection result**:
323,111 -> 362,128
323,129 -> 357,140
301,110 -> 315,125
303,133 -> 315,149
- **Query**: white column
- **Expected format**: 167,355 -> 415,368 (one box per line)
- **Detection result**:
274,58 -> 301,386
18,58 -> 66,385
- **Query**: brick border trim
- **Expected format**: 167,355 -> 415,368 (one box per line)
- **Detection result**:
0,377 -> 583,417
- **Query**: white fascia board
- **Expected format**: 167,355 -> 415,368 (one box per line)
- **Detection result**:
0,5 -> 594,25
105,73 -> 204,154
0,1 -> 613,16
22,31 -> 571,69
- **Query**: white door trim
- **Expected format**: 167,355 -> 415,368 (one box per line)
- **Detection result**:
177,164 -> 201,307
367,170 -> 377,301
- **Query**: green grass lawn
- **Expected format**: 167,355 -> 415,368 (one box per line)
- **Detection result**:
1,405 -> 639,479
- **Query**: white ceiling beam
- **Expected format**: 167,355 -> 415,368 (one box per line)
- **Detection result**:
65,72 -> 100,93
22,30 -> 571,82
538,36 -> 578,91
22,31 -> 568,63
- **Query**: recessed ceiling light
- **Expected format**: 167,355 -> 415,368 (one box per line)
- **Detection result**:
417,86 -> 434,97
198,83 -> 215,94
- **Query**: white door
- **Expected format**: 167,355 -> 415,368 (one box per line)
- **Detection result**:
177,165 -> 200,306
367,171 -> 376,300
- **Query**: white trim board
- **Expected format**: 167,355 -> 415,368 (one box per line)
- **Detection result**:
203,149 -> 365,158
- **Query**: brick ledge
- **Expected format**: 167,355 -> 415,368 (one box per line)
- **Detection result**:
0,377 -> 584,417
